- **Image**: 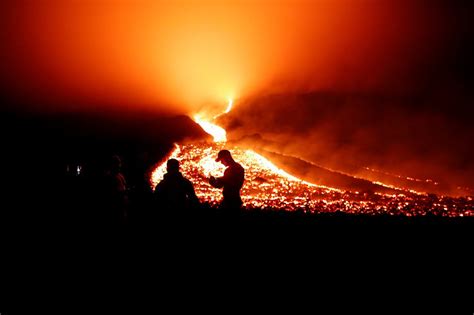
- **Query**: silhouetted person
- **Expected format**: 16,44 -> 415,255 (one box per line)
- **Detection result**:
209,150 -> 245,211
103,155 -> 128,224
154,159 -> 199,211
129,171 -> 154,224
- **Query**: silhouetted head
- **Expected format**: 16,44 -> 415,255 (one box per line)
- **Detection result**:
167,158 -> 180,173
110,155 -> 122,173
216,150 -> 233,166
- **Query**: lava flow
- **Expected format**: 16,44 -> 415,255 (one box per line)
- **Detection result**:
151,100 -> 474,217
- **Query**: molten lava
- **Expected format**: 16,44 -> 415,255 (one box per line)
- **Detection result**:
151,100 -> 474,217
193,117 -> 227,142
192,98 -> 233,142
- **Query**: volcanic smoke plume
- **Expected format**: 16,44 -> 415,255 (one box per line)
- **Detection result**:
218,92 -> 474,197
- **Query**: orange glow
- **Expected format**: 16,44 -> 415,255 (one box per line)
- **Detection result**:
151,98 -> 340,207
151,143 -> 473,216
150,99 -> 473,217
193,117 -> 227,143
2,1 -> 440,111
193,98 -> 233,142
198,153 -> 226,178
224,98 -> 233,114
150,144 -> 181,184
151,142 -> 340,208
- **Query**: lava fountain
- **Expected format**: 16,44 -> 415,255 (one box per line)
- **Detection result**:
151,99 -> 474,217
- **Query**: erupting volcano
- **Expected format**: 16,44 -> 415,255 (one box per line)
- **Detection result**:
151,100 -> 474,217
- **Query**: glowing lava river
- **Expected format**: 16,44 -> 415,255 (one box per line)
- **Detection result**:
151,100 -> 474,217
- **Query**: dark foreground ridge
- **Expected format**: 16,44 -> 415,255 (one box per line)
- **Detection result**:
2,203 -> 472,307
2,202 -> 473,243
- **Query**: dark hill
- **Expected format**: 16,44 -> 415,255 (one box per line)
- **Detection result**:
0,110 -> 210,210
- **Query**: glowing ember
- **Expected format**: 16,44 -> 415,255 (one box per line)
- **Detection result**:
150,99 -> 474,217
193,118 -> 227,142
150,143 -> 474,216
364,167 -> 440,185
193,98 -> 233,143
150,144 -> 181,184
151,143 -> 336,207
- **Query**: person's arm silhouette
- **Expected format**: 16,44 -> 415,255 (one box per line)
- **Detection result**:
209,175 -> 224,188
